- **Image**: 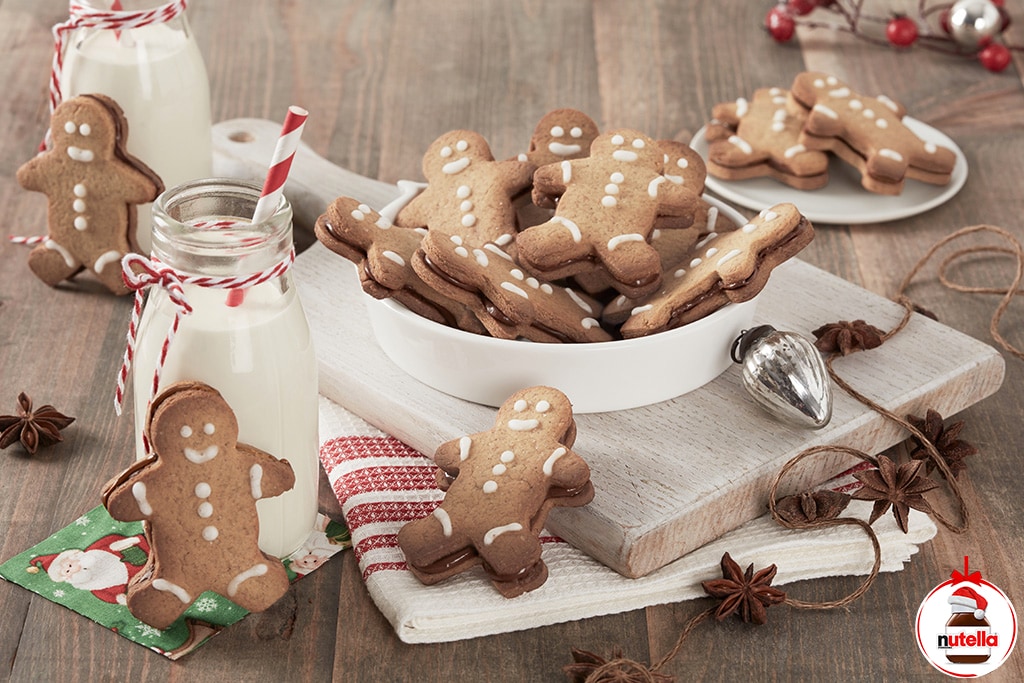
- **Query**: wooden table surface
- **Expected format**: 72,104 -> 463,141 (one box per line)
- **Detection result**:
2,1 -> 1022,680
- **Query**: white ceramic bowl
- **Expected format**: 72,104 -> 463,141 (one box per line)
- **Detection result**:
365,196 -> 758,413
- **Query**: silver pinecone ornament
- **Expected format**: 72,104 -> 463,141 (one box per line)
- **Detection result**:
732,325 -> 833,429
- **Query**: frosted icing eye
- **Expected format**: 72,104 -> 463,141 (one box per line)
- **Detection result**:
203,423 -> 216,435
570,127 -> 582,138
611,134 -> 625,145
677,158 -> 689,168
180,425 -> 193,438
79,123 -> 91,136
632,138 -> 645,149
440,146 -> 453,158
64,121 -> 76,134
455,139 -> 469,152
550,126 -> 564,137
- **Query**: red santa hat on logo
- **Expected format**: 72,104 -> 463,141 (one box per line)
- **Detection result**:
948,586 -> 988,620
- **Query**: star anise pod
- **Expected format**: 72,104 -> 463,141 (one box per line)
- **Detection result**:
906,409 -> 977,479
0,393 -> 75,455
775,489 -> 851,525
701,552 -> 786,625
851,455 -> 938,533
812,319 -> 884,356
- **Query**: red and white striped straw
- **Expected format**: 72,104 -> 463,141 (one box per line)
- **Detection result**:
251,105 -> 308,224
224,105 -> 307,307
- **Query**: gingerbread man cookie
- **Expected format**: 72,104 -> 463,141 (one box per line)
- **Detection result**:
609,203 -> 814,336
412,229 -> 611,342
397,386 -> 594,597
395,130 -> 534,247
657,139 -> 707,193
574,139 -> 714,295
315,196 -> 485,333
17,94 -> 163,294
648,139 -> 710,230
102,381 -> 295,630
706,87 -> 830,190
516,130 -> 701,299
789,72 -> 957,194
525,109 -> 600,168
524,109 -> 601,212
597,199 -> 734,308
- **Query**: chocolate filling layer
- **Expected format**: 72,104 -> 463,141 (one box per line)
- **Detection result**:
362,257 -> 459,327
667,216 -> 811,329
425,255 -> 578,342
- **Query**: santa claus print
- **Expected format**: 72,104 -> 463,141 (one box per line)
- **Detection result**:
30,533 -> 149,605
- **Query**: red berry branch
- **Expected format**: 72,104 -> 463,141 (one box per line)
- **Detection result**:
765,0 -> 1020,72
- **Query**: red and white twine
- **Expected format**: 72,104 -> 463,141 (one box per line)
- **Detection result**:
7,235 -> 48,246
49,0 -> 189,115
114,248 -> 295,418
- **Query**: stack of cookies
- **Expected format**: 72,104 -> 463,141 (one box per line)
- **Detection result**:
316,109 -> 814,343
705,71 -> 958,195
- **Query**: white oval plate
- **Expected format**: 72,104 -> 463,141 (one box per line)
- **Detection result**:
689,117 -> 968,225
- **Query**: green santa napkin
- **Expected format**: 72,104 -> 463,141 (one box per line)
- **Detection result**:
0,506 -> 349,659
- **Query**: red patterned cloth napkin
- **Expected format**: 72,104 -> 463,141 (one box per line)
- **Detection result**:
318,396 -> 936,644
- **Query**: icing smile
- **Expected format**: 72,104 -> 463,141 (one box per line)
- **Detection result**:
184,445 -> 220,464
442,157 -> 471,174
66,146 -> 95,163
548,142 -> 582,156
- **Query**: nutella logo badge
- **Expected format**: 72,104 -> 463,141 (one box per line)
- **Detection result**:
916,557 -> 1018,677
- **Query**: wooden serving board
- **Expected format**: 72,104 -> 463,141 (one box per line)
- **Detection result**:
213,119 -> 1005,579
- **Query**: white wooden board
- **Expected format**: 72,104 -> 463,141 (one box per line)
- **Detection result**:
214,119 -> 1006,578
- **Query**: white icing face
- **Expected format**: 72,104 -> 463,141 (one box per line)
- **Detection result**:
152,390 -> 237,469
531,111 -> 597,163
547,124 -> 583,156
53,104 -> 113,165
428,131 -> 493,178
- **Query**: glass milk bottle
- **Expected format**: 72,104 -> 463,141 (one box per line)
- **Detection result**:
131,179 -> 318,558
58,0 -> 212,255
